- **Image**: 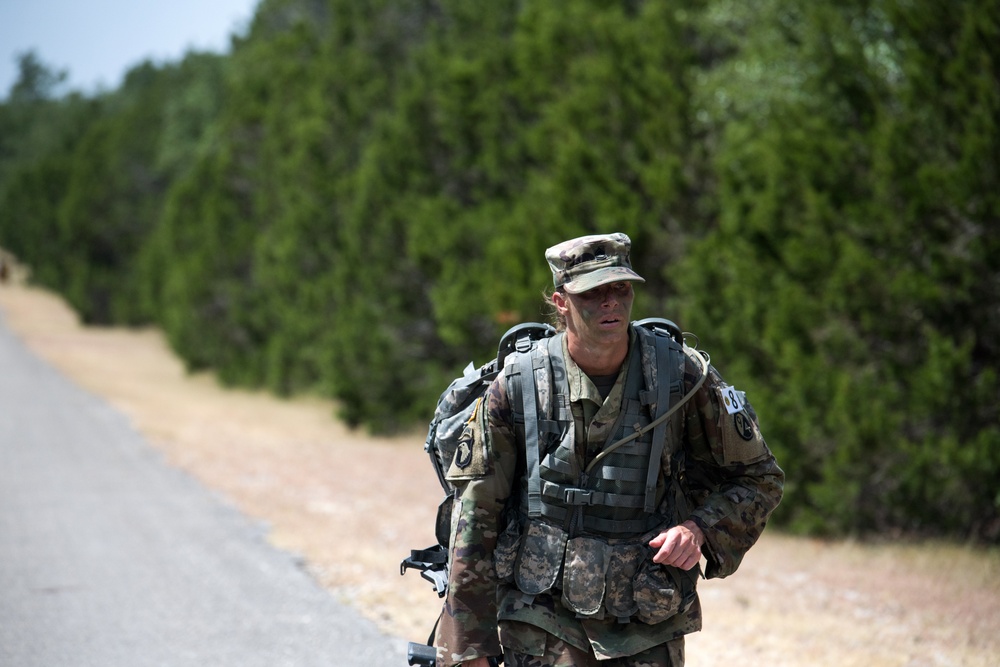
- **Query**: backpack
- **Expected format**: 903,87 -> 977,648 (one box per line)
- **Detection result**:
401,323 -> 557,590
400,322 -> 555,667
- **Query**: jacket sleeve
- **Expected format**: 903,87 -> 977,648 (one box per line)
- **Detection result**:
681,353 -> 784,579
434,376 -> 518,666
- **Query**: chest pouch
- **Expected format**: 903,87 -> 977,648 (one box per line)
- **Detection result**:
633,559 -> 699,625
604,542 -> 645,622
561,535 -> 684,624
514,520 -> 567,597
493,518 -> 521,583
562,536 -> 611,617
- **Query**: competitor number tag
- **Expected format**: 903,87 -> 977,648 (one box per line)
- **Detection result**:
721,385 -> 746,414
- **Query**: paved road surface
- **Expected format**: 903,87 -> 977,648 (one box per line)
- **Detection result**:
0,311 -> 409,666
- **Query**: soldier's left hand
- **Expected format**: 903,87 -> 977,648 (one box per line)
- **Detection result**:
648,520 -> 704,570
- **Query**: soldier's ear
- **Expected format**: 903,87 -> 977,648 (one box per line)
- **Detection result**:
551,290 -> 570,316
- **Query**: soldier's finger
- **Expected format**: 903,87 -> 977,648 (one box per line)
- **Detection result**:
679,550 -> 700,570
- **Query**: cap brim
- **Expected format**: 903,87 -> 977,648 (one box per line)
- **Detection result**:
562,267 -> 645,294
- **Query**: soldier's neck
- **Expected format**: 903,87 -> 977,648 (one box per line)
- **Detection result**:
565,333 -> 629,377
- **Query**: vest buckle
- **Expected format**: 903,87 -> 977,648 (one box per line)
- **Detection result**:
564,488 -> 595,505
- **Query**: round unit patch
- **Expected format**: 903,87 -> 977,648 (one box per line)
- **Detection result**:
733,412 -> 754,441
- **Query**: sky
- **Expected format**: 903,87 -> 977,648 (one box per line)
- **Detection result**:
0,0 -> 261,97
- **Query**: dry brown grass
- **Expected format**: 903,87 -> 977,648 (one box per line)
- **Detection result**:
1,278 -> 998,666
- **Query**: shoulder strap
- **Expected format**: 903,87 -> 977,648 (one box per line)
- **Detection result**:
505,334 -> 559,518
522,348 -> 544,517
642,330 -> 681,512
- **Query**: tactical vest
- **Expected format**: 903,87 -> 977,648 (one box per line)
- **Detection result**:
506,325 -> 686,537
494,322 -> 702,623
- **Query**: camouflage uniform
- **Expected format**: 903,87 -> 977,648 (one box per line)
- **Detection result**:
435,234 -> 784,666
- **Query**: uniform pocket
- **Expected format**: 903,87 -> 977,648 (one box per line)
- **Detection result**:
514,520 -> 567,596
562,537 -> 611,617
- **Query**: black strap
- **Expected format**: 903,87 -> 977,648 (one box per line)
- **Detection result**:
407,546 -> 448,566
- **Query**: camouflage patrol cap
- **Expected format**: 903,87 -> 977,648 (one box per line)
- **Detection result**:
545,232 -> 645,294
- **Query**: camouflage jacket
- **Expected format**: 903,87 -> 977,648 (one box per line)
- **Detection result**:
436,328 -> 784,665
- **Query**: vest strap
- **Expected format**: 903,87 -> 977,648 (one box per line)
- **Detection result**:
644,332 -> 679,512
544,481 -> 647,508
521,354 -> 543,517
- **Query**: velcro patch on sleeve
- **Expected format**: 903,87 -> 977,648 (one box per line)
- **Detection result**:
715,386 -> 769,466
446,397 -> 491,481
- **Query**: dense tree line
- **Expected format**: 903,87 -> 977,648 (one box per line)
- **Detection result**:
1,0 -> 997,542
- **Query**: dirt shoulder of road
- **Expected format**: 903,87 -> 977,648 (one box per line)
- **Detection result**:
1,278 -> 998,667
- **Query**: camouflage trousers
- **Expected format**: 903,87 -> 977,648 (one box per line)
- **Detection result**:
502,636 -> 683,667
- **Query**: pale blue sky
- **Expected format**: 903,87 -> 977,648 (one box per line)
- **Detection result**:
0,0 -> 260,97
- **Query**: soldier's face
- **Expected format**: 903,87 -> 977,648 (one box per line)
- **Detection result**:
557,281 -> 634,344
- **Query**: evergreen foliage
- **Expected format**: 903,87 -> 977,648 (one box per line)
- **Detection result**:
675,0 -> 1000,539
0,0 -> 996,541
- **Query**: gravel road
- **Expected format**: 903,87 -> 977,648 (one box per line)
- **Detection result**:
0,312 -> 409,667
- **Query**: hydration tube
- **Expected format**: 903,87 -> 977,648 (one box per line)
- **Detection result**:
585,343 -> 711,475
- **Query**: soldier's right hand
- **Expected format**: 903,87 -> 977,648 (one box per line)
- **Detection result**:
648,520 -> 705,570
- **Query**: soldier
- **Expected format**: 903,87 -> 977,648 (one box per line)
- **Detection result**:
436,232 -> 784,667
